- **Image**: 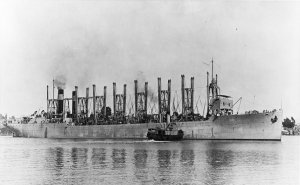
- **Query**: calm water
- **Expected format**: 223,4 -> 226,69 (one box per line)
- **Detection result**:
0,136 -> 299,185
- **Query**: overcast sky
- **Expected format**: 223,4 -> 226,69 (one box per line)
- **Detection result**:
0,0 -> 299,121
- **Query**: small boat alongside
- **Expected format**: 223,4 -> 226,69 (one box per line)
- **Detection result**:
147,123 -> 184,141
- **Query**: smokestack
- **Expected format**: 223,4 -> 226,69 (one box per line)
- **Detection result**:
145,82 -> 148,115
75,86 -> 78,123
86,87 -> 89,119
93,85 -> 96,124
47,85 -> 49,115
167,79 -> 171,115
158,77 -> 161,115
104,86 -> 107,116
113,83 -> 116,114
181,75 -> 185,115
57,88 -> 64,115
191,77 -> 194,114
134,80 -> 138,116
123,84 -> 127,115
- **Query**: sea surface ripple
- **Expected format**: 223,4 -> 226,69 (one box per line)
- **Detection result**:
0,136 -> 299,185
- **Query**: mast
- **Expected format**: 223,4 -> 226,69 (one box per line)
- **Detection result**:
93,84 -> 96,124
206,72 -> 209,118
145,82 -> 148,116
46,85 -> 49,117
211,58 -> 214,80
181,75 -> 185,115
75,86 -> 78,123
216,74 -> 218,95
123,84 -> 127,115
103,86 -> 107,116
191,77 -> 194,115
167,79 -> 171,115
134,80 -> 138,117
113,83 -> 116,115
86,87 -> 89,120
52,79 -> 54,104
157,78 -> 161,115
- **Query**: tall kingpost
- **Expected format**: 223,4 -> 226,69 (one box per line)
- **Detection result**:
216,74 -> 218,95
46,85 -> 49,117
75,86 -> 79,123
93,84 -> 97,124
60,89 -> 65,122
52,79 -> 55,114
191,77 -> 194,115
206,72 -> 209,118
52,79 -> 54,101
145,82 -> 148,115
86,87 -> 89,120
134,80 -> 138,116
103,86 -> 107,116
72,91 -> 76,118
181,75 -> 185,115
113,83 -> 116,115
167,79 -> 171,115
123,84 -> 127,115
157,78 -> 161,116
212,59 -> 214,80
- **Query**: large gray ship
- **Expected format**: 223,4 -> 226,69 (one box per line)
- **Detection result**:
6,61 -> 282,140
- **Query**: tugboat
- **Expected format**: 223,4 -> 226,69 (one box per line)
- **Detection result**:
147,122 -> 184,141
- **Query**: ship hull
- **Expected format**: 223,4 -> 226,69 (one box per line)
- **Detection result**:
7,110 -> 282,140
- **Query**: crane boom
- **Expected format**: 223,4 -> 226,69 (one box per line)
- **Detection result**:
233,97 -> 242,114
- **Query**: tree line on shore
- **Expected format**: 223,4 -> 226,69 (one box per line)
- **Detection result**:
282,117 -> 300,135
282,117 -> 296,128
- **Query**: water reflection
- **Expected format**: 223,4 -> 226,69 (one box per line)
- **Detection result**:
133,149 -> 149,183
179,149 -> 195,183
134,149 -> 148,169
206,149 -> 234,169
71,147 -> 88,169
157,150 -> 172,184
91,148 -> 107,168
111,149 -> 126,169
180,150 -> 194,166
157,150 -> 171,168
71,147 -> 78,169
2,136 -> 293,185
44,147 -> 65,182
55,147 -> 64,169
204,142 -> 236,185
